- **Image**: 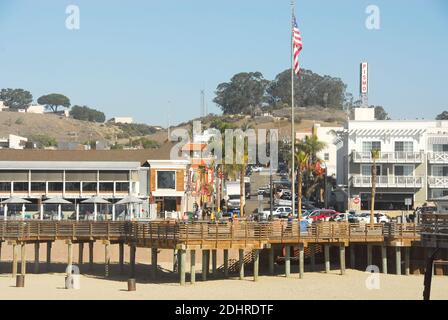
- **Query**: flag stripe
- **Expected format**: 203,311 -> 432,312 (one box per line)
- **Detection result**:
292,14 -> 302,75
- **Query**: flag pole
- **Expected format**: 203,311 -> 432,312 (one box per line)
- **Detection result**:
290,1 -> 296,218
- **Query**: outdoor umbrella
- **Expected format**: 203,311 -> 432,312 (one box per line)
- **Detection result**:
43,197 -> 72,221
116,195 -> 143,220
81,196 -> 111,221
0,197 -> 31,220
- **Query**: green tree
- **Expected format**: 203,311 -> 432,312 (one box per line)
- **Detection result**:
70,105 -> 106,122
436,111 -> 448,120
213,72 -> 269,115
0,88 -> 33,110
372,106 -> 390,120
37,93 -> 71,113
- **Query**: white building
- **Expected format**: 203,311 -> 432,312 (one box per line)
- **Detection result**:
26,104 -> 45,114
112,117 -> 133,124
0,134 -> 28,149
0,101 -> 8,111
342,107 -> 448,212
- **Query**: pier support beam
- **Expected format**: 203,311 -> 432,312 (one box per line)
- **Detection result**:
190,250 -> 196,284
88,241 -> 94,271
78,242 -> 84,265
324,245 -> 330,273
405,247 -> 410,276
104,241 -> 111,278
268,247 -> 274,275
130,244 -> 136,278
211,249 -> 217,276
46,241 -> 52,272
339,244 -> 346,275
179,249 -> 186,286
253,249 -> 259,282
119,242 -> 124,275
381,246 -> 388,274
12,243 -> 18,277
34,242 -> 40,274
299,244 -> 305,279
223,249 -> 229,278
67,240 -> 73,275
151,248 -> 158,279
367,244 -> 373,267
310,244 -> 316,272
349,245 -> 355,269
395,247 -> 402,275
20,243 -> 26,276
285,246 -> 291,277
202,250 -> 207,281
239,249 -> 245,280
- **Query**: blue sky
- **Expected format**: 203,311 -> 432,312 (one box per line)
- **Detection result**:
0,0 -> 447,126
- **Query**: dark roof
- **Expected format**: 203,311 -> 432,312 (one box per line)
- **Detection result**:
0,143 -> 174,164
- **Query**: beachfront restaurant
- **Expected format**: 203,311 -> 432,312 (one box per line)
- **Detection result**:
0,160 -> 150,221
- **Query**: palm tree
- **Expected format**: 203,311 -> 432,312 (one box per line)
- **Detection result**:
295,150 -> 309,221
370,149 -> 380,226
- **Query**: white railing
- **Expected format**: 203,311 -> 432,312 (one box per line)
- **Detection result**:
428,176 -> 448,188
428,152 -> 448,163
352,175 -> 423,188
352,152 -> 423,163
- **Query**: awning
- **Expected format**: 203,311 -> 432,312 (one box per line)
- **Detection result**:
427,136 -> 448,145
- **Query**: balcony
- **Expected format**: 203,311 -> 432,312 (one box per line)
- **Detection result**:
428,152 -> 448,164
352,151 -> 423,163
428,176 -> 448,188
352,175 -> 423,188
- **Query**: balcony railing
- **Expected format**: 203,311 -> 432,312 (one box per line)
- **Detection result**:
352,175 -> 423,188
428,152 -> 448,163
352,151 -> 423,163
428,176 -> 448,188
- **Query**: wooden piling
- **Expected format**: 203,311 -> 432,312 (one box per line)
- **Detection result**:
78,242 -> 84,265
67,240 -> 73,276
299,244 -> 304,279
130,244 -> 136,278
395,246 -> 401,275
405,247 -> 410,276
190,250 -> 196,284
12,243 -> 18,278
179,249 -> 186,286
88,241 -> 94,271
119,242 -> 124,275
381,245 -> 388,274
239,249 -> 245,280
253,249 -> 259,282
285,246 -> 291,277
309,244 -> 316,272
324,245 -> 330,273
202,250 -> 207,281
46,241 -> 52,272
151,247 -> 158,279
339,244 -> 346,275
367,244 -> 373,267
223,249 -> 229,278
34,242 -> 40,274
20,243 -> 26,276
104,241 -> 111,278
268,247 -> 274,275
211,249 -> 217,276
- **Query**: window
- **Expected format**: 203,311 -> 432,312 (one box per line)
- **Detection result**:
115,182 -> 129,193
395,141 -> 413,152
48,182 -> 63,192
0,182 -> 10,192
432,189 -> 448,199
432,166 -> 448,177
157,171 -> 176,189
433,144 -> 448,152
82,182 -> 97,192
361,165 -> 381,176
324,153 -> 330,161
31,182 -> 46,192
394,165 -> 414,176
99,182 -> 114,192
65,182 -> 81,192
362,141 -> 381,153
13,182 -> 28,192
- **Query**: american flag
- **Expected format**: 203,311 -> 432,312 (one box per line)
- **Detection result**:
292,14 -> 303,75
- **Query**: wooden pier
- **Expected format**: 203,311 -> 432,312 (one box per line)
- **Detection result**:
0,220 -> 429,285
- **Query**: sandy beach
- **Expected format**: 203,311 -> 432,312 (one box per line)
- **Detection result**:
0,267 -> 446,300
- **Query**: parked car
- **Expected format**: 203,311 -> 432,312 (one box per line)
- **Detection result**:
306,209 -> 339,223
261,206 -> 292,219
356,212 -> 390,223
330,213 -> 355,222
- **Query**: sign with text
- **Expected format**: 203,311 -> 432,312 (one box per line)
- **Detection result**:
360,62 -> 369,94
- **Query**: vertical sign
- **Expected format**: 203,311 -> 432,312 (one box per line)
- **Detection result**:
360,62 -> 369,94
